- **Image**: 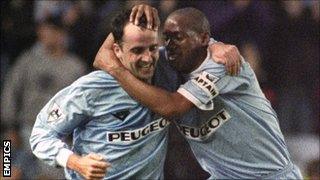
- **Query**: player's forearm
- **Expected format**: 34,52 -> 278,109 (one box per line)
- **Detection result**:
30,117 -> 71,167
110,67 -> 186,119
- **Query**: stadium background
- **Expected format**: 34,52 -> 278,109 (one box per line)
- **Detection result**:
1,0 -> 319,179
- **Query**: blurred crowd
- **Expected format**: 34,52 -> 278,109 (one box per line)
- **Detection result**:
1,0 -> 319,179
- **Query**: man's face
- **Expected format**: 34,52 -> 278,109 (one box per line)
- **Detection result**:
38,24 -> 66,48
163,15 -> 204,73
114,23 -> 159,82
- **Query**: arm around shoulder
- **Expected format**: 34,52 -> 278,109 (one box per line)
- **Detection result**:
112,68 -> 194,119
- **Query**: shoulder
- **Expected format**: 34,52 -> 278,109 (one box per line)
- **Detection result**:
71,70 -> 118,90
51,71 -> 120,106
13,45 -> 38,66
192,58 -> 226,80
65,53 -> 83,63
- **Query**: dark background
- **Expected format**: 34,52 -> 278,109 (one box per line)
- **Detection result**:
1,0 -> 319,179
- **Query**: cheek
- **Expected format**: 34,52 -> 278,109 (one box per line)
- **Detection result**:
182,41 -> 198,57
118,53 -> 128,67
152,53 -> 159,61
123,54 -> 139,68
179,41 -> 192,54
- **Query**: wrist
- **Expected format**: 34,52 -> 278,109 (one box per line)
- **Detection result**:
109,66 -> 128,78
56,148 -> 74,168
66,154 -> 81,171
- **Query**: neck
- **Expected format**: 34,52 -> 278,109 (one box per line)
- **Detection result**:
45,45 -> 65,59
184,46 -> 208,74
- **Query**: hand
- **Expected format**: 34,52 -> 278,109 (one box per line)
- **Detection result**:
130,4 -> 160,30
93,33 -> 124,75
67,153 -> 111,180
209,42 -> 242,76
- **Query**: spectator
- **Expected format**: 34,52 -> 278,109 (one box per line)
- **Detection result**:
1,15 -> 86,150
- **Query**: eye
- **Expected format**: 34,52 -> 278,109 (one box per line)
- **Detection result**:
162,34 -> 170,42
149,45 -> 159,52
174,34 -> 183,41
163,33 -> 183,43
130,47 -> 144,55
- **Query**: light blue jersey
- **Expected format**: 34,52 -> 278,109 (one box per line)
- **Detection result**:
30,71 -> 169,179
172,52 -> 302,179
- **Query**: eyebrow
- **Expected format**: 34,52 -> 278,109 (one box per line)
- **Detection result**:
127,43 -> 158,51
129,43 -> 158,48
163,31 -> 180,36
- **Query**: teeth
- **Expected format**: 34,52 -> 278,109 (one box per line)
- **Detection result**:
141,64 -> 152,68
168,56 -> 175,61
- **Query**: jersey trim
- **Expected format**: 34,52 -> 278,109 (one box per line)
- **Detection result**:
191,71 -> 219,99
177,88 -> 214,110
56,148 -> 73,168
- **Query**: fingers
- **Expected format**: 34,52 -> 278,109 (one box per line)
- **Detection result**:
135,5 -> 144,26
86,167 -> 107,179
88,153 -> 103,161
87,153 -> 111,168
86,169 -> 106,179
230,45 -> 241,75
130,4 -> 159,30
130,6 -> 138,23
228,47 -> 237,76
231,63 -> 237,76
225,52 -> 233,76
236,49 -> 242,74
224,45 -> 241,76
92,161 -> 111,169
216,43 -> 233,75
209,42 -> 225,64
152,8 -> 160,30
238,57 -> 242,74
84,154 -> 111,179
90,167 -> 108,174
85,171 -> 106,180
144,6 -> 153,29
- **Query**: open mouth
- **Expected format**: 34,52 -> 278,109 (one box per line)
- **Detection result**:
168,54 -> 177,61
140,64 -> 153,69
138,61 -> 155,70
167,51 -> 179,61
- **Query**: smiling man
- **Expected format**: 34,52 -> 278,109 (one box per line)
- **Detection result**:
30,10 -> 169,179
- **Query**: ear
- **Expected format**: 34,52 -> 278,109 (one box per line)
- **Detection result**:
200,32 -> 210,46
113,43 -> 122,59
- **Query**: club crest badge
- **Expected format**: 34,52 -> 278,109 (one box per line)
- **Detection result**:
47,102 -> 65,123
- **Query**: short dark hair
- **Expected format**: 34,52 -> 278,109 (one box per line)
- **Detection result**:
169,7 -> 211,36
111,9 -> 148,44
40,15 -> 66,31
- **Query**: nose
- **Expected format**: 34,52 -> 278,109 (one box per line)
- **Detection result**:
165,38 -> 171,47
165,38 -> 176,50
141,50 -> 153,63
